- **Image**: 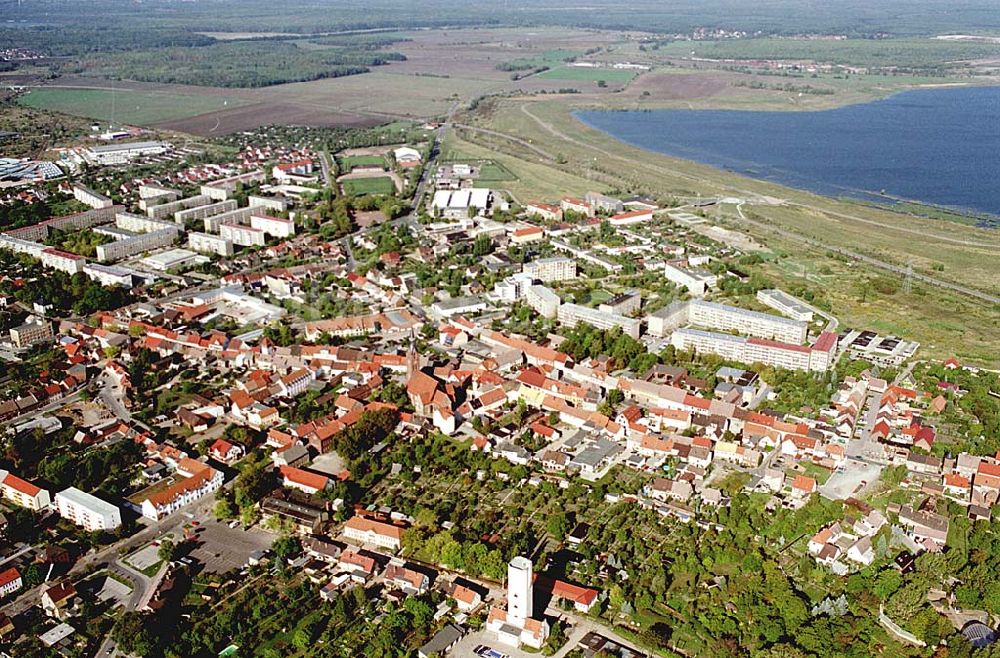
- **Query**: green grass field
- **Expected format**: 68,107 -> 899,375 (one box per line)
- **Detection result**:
536,66 -> 637,83
477,162 -> 517,182
17,88 -> 249,125
341,176 -> 394,196
338,154 -> 386,170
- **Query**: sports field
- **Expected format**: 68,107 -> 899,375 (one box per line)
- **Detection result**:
338,155 -> 386,171
342,176 -> 394,196
17,88 -> 249,126
536,66 -> 638,83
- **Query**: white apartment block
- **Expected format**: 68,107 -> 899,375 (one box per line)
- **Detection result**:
248,195 -> 291,213
0,234 -> 45,258
558,302 -> 641,339
663,262 -> 718,296
670,328 -> 836,372
526,284 -> 561,319
250,213 -> 296,238
72,183 -> 113,209
138,184 -> 179,201
648,300 -> 807,343
220,222 -> 266,247
522,257 -> 576,282
188,232 -> 234,257
174,199 -> 238,225
40,248 -> 85,275
96,227 -> 179,262
146,194 -> 212,220
204,207 -> 253,233
116,212 -> 176,234
756,289 -> 815,322
54,487 -> 121,531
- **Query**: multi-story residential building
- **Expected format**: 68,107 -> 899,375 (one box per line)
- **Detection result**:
756,289 -> 815,322
200,170 -> 266,201
10,320 -> 53,348
558,303 -> 641,339
0,470 -> 51,510
522,256 -> 576,282
39,248 -> 85,275
220,222 -> 266,247
54,487 -> 121,531
72,183 -> 113,209
663,263 -> 718,296
599,291 -> 641,316
188,232 -> 234,257
670,328 -> 837,371
0,234 -> 46,258
343,516 -> 404,551
203,207 -> 253,233
96,227 -> 179,262
140,463 -> 223,520
116,212 -> 177,235
525,284 -> 561,319
248,195 -> 290,213
146,195 -> 212,220
250,213 -> 296,238
0,568 -> 22,598
648,299 -> 808,343
174,199 -> 238,225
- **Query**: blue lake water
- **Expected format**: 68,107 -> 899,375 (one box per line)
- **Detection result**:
575,86 -> 1000,220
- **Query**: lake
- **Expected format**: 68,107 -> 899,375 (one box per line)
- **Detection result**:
575,86 -> 1000,220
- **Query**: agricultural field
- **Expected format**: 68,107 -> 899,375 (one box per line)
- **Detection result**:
341,176 -> 395,196
17,87 -> 249,126
536,66 -> 638,83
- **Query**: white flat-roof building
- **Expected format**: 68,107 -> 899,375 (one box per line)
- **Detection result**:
174,199 -> 238,225
523,257 -> 576,283
83,263 -> 153,288
663,263 -> 718,296
648,299 -> 808,343
220,222 -> 266,247
72,183 -> 113,209
432,189 -> 492,219
756,289 -> 816,322
116,212 -> 176,234
188,232 -> 234,257
96,227 -> 179,262
40,248 -> 85,275
671,328 -> 837,372
83,141 -> 170,166
54,487 -> 121,531
525,284 -> 561,319
558,302 -> 641,339
204,207 -> 253,233
250,214 -> 296,238
248,195 -> 290,213
139,248 -> 208,272
146,194 -> 212,220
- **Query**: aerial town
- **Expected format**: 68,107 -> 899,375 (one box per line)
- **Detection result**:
0,116 -> 995,658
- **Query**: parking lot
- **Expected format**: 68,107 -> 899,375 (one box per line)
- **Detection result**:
187,518 -> 276,573
124,544 -> 161,572
820,458 -> 883,500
